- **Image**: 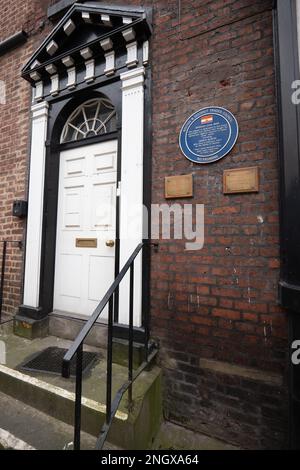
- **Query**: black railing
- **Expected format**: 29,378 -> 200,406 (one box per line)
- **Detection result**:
0,240 -> 22,323
62,241 -> 157,450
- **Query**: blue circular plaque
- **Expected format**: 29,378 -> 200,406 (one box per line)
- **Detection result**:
179,107 -> 239,164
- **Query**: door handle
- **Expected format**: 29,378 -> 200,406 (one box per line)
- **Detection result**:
106,240 -> 115,247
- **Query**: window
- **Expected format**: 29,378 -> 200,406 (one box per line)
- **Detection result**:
61,97 -> 117,143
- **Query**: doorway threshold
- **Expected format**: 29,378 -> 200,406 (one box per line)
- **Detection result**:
51,309 -> 108,324
49,310 -> 108,348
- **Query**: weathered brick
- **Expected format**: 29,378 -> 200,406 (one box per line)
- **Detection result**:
0,0 -> 288,450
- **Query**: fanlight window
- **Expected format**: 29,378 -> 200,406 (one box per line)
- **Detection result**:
61,98 -> 117,143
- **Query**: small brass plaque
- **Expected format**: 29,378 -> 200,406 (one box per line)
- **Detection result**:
76,238 -> 98,248
165,174 -> 193,199
223,167 -> 259,194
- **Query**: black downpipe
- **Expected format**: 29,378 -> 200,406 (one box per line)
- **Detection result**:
0,31 -> 27,57
274,0 -> 300,449
0,241 -> 7,322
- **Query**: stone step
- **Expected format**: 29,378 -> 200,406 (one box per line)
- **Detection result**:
0,332 -> 162,450
0,390 -> 96,450
0,390 -> 121,450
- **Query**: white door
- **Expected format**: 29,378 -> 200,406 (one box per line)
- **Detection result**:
53,140 -> 117,317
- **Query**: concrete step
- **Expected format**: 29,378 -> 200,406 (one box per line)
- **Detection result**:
0,391 -> 122,450
0,390 -> 96,450
0,331 -> 162,450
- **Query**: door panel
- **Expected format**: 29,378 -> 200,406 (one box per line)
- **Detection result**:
54,140 -> 117,317
63,185 -> 84,228
88,255 -> 115,301
60,254 -> 82,298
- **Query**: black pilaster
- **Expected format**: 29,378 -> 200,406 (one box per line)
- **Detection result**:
275,0 -> 300,449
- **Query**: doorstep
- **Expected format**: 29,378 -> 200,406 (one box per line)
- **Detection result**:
0,330 -> 162,450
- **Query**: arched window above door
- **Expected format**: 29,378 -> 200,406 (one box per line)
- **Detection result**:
60,97 -> 117,143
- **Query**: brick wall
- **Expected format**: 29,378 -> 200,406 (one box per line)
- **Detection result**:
0,0 -> 289,448
0,1 -> 51,315
148,0 -> 289,449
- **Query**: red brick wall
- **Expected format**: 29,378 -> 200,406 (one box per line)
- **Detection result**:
147,0 -> 288,448
149,0 -> 285,371
0,1 -> 51,315
0,0 -> 289,448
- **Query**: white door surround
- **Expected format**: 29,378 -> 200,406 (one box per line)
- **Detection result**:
21,67 -> 146,327
119,67 -> 145,326
23,101 -> 49,310
53,141 -> 117,318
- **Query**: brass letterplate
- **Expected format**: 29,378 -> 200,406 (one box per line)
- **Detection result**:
165,174 -> 193,199
223,167 -> 259,194
76,238 -> 98,248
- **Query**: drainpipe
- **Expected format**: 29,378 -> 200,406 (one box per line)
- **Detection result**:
0,31 -> 27,58
274,0 -> 300,449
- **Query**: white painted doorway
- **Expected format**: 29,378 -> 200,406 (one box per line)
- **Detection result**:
53,140 -> 117,318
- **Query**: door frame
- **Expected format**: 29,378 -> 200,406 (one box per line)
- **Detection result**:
41,85 -> 121,323
20,70 -> 152,342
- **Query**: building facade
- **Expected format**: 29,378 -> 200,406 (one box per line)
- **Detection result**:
0,0 -> 299,449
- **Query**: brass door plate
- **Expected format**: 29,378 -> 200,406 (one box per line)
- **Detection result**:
223,167 -> 259,194
76,238 -> 98,248
165,174 -> 193,199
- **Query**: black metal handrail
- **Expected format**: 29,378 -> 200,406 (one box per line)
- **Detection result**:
0,240 -> 22,323
62,241 -> 156,450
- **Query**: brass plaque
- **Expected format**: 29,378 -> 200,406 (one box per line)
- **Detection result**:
223,167 -> 259,194
165,174 -> 193,199
76,238 -> 98,248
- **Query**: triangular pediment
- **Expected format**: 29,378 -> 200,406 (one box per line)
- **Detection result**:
56,23 -> 113,55
22,2 -> 152,83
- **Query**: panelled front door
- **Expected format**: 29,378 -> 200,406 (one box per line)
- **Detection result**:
53,140 -> 117,317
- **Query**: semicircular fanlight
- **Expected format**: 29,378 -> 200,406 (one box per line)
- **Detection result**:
61,97 -> 117,143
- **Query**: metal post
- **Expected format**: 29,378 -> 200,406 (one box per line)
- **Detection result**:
144,243 -> 150,362
0,241 -> 7,323
114,284 -> 119,323
128,263 -> 134,407
106,296 -> 114,423
74,344 -> 83,450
